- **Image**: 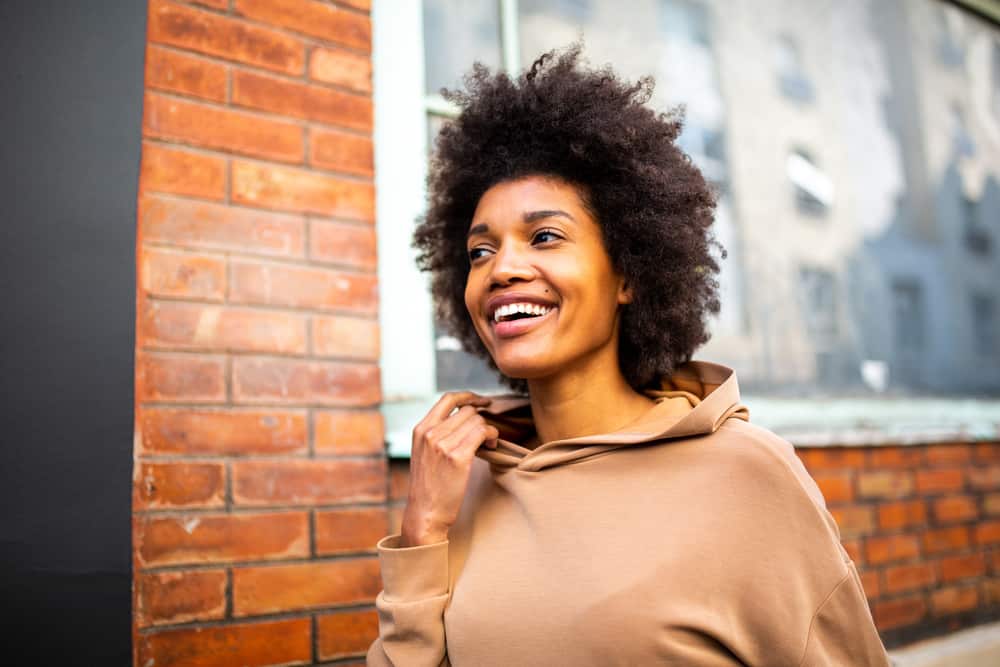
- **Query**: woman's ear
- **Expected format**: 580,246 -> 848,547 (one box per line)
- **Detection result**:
617,278 -> 633,305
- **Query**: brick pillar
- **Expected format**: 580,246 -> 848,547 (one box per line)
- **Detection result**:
132,1 -> 385,665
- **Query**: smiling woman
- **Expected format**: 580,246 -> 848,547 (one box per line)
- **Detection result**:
366,45 -> 892,666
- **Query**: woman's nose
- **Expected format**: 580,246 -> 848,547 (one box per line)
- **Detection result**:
489,241 -> 535,286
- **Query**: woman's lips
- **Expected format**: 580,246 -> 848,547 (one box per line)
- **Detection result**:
490,307 -> 557,339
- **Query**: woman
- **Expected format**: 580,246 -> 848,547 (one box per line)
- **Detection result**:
367,46 -> 890,666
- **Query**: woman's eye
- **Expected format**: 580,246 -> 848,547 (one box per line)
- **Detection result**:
468,247 -> 490,261
533,229 -> 562,244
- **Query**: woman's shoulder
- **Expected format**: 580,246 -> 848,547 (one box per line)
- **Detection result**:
714,418 -> 830,512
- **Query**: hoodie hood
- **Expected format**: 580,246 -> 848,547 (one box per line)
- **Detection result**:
475,360 -> 749,472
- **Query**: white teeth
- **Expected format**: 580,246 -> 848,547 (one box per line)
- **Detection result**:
492,302 -> 553,323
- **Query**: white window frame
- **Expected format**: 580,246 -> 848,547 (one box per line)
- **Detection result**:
372,0 -> 520,457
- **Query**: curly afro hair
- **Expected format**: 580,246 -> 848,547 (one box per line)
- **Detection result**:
413,44 -> 726,394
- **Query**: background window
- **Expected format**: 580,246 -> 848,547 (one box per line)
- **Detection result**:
892,280 -> 926,352
775,34 -> 813,103
963,195 -> 991,256
971,292 -> 997,356
787,148 -> 833,216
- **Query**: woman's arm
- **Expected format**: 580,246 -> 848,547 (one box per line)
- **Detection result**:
797,559 -> 890,667
366,534 -> 452,667
368,391 -> 499,665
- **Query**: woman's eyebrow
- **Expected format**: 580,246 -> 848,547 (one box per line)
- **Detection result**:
467,209 -> 575,239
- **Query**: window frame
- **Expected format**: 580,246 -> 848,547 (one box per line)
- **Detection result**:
372,0 -> 521,458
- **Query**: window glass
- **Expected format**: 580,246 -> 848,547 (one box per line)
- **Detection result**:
892,280 -> 925,352
971,292 -> 997,357
787,148 -> 832,216
423,0 -> 502,95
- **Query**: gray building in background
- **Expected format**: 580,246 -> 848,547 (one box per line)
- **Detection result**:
421,0 -> 1000,398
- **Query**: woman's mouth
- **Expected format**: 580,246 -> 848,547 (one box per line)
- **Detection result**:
490,303 -> 557,339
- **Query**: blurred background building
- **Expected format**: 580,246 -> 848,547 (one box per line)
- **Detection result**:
3,0 -> 1000,665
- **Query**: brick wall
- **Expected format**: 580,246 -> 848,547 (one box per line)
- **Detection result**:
132,1 -> 383,665
799,441 -> 1000,647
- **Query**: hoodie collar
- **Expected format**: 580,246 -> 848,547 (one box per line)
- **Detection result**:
475,360 -> 750,472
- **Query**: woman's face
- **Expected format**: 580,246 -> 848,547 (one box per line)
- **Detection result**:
464,175 -> 631,383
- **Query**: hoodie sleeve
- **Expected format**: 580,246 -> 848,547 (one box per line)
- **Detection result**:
798,559 -> 890,667
366,534 -> 452,667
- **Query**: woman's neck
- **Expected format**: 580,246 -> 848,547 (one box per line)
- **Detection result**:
525,346 -> 656,449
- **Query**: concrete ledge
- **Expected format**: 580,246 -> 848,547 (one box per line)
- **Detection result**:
888,621 -> 1000,667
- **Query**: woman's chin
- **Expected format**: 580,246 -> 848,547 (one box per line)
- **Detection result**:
494,357 -> 556,383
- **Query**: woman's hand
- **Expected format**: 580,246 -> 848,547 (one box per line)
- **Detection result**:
399,392 -> 500,547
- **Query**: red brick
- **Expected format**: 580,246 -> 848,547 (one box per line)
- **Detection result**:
140,142 -> 225,200
148,0 -> 305,75
136,618 -> 312,667
315,507 -> 389,555
925,443 -> 973,466
232,558 -> 381,616
314,410 -> 384,455
829,506 -> 875,538
867,446 -> 923,468
915,468 -> 965,495
140,196 -> 306,258
389,462 -> 409,502
137,352 -> 226,403
141,247 -> 226,301
969,464 -> 1000,491
141,407 -> 307,455
310,128 -> 374,177
232,69 -> 372,132
873,594 -> 926,630
234,0 -> 371,51
922,526 -> 970,555
136,569 -> 227,627
136,511 -> 309,566
145,45 -> 227,103
232,160 -> 375,220
884,562 -> 936,593
974,442 -> 1000,463
229,259 -> 377,313
134,461 -> 225,510
985,493 -> 1000,516
232,458 -> 386,506
232,357 -> 380,406
865,534 -> 920,565
317,609 -> 379,661
878,500 -> 927,530
310,46 -> 372,93
141,300 -> 308,355
857,471 -> 913,499
144,92 -> 304,164
859,570 -> 879,600
939,553 -> 986,582
309,220 -> 376,270
312,315 -> 379,360
975,520 -> 1000,546
983,579 -> 1000,603
811,471 -> 853,504
930,585 -> 979,616
932,495 -> 978,523
797,447 -> 865,470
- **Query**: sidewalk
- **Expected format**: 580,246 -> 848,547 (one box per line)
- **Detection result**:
887,621 -> 1000,667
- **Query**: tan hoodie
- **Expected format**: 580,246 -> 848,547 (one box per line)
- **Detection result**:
367,360 -> 891,666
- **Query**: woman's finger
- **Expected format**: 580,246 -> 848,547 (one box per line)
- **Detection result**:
422,391 -> 491,426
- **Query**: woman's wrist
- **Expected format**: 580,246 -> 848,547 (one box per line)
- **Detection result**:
400,507 -> 449,547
